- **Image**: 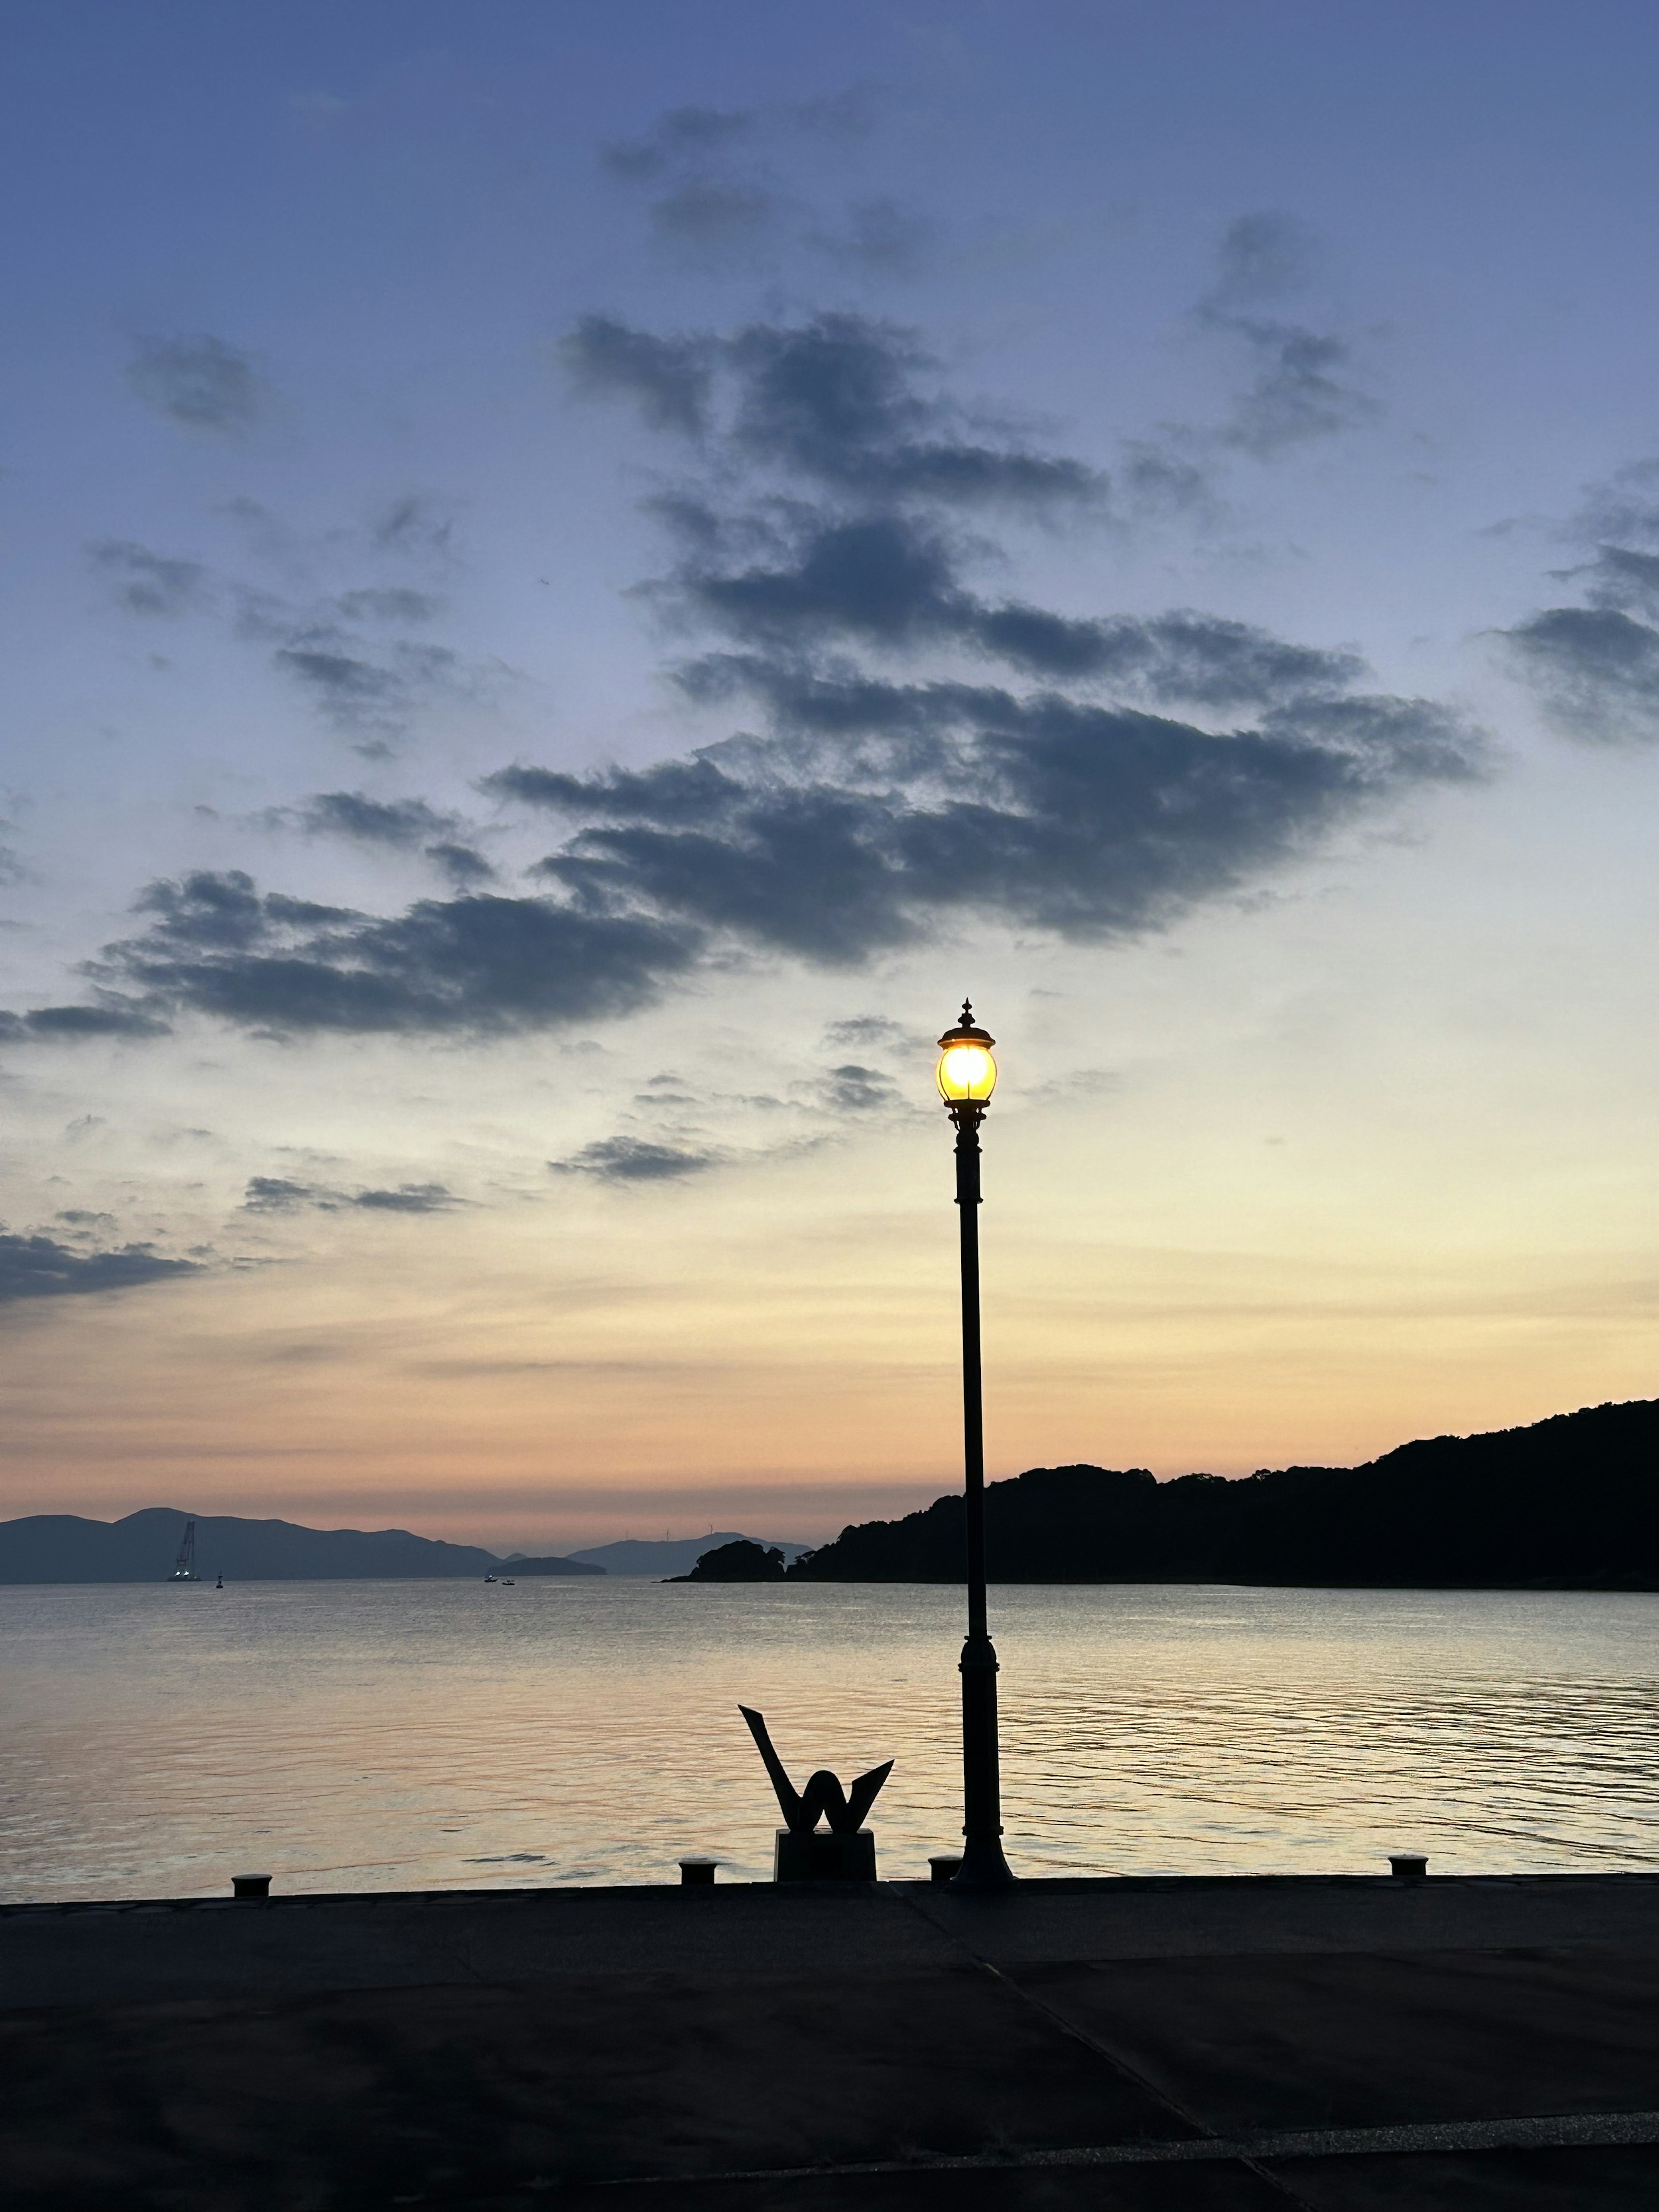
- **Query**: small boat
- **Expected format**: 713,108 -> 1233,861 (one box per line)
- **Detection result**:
483,1573 -> 498,1584
499,1577 -> 515,1586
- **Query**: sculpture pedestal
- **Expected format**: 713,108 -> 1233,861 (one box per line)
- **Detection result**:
773,1827 -> 877,1882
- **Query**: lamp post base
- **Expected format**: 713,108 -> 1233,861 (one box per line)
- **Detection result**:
953,1630 -> 1016,1891
949,1837 -> 1015,1891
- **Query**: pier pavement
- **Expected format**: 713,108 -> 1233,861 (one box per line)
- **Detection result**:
4,1871 -> 1659,2207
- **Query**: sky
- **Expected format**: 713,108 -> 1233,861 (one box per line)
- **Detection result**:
2,0 -> 1658,1554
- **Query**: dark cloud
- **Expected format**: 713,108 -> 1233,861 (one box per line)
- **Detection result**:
509,675 -> 1477,964
1499,462 -> 1659,743
423,842 -> 495,887
563,311 -> 1103,512
1501,607 -> 1659,744
92,872 -> 697,1036
1575,545 -> 1659,620
661,507 -> 1360,704
560,317 -> 714,437
51,642 -> 1473,1041
483,758 -> 741,825
268,791 -> 495,885
88,540 -> 210,617
243,1176 -> 319,1211
352,1182 -> 456,1212
727,315 -> 1101,508
243,1175 -> 458,1214
289,791 -> 459,848
511,300 -> 1476,975
677,512 -> 961,649
127,334 -> 265,434
0,1230 -> 200,1303
0,1002 -> 170,1042
600,105 -> 753,181
52,285 -> 1476,1053
550,1136 -> 720,1182
825,1064 -> 897,1111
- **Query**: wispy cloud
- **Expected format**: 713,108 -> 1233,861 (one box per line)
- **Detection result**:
1196,213 -> 1379,460
549,1136 -> 722,1182
243,1176 -> 460,1214
259,790 -> 493,883
1497,460 -> 1659,743
600,105 -> 754,182
127,333 -> 266,435
89,502 -> 487,754
88,541 -> 212,618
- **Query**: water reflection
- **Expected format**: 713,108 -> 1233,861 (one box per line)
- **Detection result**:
1,1579 -> 1653,1900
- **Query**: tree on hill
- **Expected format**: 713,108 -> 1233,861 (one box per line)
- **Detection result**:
671,1539 -> 788,1582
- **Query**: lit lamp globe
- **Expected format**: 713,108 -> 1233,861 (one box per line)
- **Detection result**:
936,1005 -> 997,1110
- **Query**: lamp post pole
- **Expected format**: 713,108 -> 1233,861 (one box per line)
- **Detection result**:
938,1003 -> 1015,1891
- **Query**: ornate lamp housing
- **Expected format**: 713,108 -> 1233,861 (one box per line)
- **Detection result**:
936,1001 -> 998,1113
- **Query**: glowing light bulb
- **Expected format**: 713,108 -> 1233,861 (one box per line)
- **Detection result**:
935,1002 -> 998,1107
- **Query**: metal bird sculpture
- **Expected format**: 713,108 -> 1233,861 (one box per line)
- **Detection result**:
739,1706 -> 893,1835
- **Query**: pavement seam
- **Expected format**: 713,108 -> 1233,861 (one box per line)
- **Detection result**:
552,2107 -> 1659,2188
884,1883 -> 1318,2206
887,1882 -> 1220,2133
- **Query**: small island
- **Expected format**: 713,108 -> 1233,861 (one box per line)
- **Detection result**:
668,1539 -> 791,1582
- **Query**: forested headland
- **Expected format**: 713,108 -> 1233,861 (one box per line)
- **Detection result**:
785,1399 -> 1659,1589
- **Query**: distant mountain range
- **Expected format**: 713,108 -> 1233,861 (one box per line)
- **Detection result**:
0,1510 -> 814,1584
788,1399 -> 1659,1590
0,1509 -> 598,1583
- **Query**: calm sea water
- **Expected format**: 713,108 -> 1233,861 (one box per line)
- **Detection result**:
0,1579 -> 1653,1902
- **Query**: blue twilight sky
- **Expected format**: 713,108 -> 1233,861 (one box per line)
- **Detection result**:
2,1 -> 1657,1551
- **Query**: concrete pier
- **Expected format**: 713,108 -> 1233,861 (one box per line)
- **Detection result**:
4,1872 -> 1658,2206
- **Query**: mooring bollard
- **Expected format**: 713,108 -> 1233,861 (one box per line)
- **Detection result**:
678,1857 -> 718,1886
232,1873 -> 273,1901
929,1855 -> 964,1886
1389,1853 -> 1428,1883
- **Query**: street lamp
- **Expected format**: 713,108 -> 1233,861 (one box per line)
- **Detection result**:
936,1000 -> 1016,1890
